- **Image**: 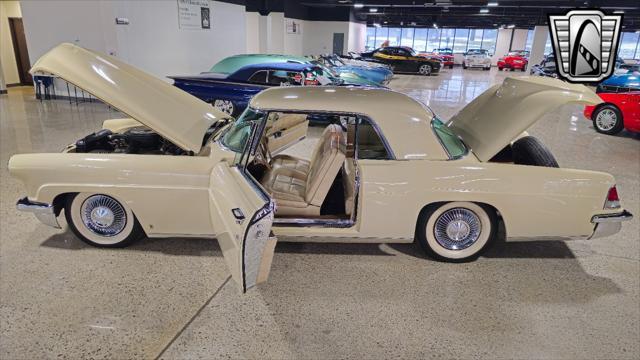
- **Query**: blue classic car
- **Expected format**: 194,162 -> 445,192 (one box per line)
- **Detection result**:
316,54 -> 393,85
171,62 -> 343,116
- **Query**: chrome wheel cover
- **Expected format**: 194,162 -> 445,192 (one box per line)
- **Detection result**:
80,195 -> 127,237
433,208 -> 482,250
419,64 -> 431,75
595,109 -> 617,131
213,99 -> 234,115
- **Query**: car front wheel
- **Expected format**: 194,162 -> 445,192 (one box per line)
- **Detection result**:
65,193 -> 145,247
418,64 -> 432,75
416,202 -> 497,262
592,104 -> 624,135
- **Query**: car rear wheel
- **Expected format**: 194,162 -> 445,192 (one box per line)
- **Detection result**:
592,104 -> 624,135
463,62 -> 468,69
65,193 -> 145,247
416,202 -> 497,262
418,64 -> 432,75
212,99 -> 235,116
449,64 -> 454,69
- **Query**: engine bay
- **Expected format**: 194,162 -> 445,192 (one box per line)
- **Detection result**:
72,127 -> 191,155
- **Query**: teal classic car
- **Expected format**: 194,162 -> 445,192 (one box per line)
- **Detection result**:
209,54 -> 382,87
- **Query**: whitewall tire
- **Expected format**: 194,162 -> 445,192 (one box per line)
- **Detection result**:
416,202 -> 497,261
65,193 -> 144,247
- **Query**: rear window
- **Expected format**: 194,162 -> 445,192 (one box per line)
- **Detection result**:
431,117 -> 467,159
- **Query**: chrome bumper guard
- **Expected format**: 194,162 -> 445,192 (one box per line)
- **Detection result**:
590,210 -> 633,239
16,197 -> 61,229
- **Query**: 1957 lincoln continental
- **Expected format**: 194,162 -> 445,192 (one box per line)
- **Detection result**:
9,44 -> 632,292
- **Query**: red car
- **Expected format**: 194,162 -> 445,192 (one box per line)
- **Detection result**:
497,50 -> 529,71
426,48 -> 454,69
584,91 -> 640,135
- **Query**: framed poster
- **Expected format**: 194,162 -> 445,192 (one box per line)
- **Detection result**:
177,0 -> 210,30
286,19 -> 301,34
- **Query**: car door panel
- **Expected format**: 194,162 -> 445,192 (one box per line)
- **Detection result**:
209,162 -> 276,292
266,113 -> 309,153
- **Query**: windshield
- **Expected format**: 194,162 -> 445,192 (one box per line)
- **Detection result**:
467,49 -> 488,55
221,108 -> 265,152
432,117 -> 467,159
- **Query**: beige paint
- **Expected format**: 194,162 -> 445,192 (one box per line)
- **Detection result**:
30,43 -> 228,153
8,45 -> 631,289
0,1 -> 22,85
448,77 -> 602,161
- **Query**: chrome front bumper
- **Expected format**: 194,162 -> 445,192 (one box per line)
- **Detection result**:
16,197 -> 61,229
590,210 -> 633,239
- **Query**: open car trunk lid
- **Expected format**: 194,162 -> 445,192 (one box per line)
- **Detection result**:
30,43 -> 228,153
447,76 -> 602,162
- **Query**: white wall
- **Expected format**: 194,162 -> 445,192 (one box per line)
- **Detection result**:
304,21 -> 349,55
266,12 -> 284,53
20,0 -> 247,80
245,12 -> 260,53
284,18 -> 305,55
0,0 -> 22,84
347,21 -> 366,53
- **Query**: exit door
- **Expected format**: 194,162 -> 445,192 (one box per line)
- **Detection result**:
8,18 -> 32,85
333,33 -> 344,55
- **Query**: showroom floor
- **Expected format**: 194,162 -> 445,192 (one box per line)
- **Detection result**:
1,68 -> 639,359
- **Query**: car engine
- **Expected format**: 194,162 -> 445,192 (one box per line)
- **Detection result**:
73,127 -> 190,155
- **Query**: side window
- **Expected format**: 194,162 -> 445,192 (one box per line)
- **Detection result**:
267,70 -> 298,86
248,70 -> 268,84
356,118 -> 391,160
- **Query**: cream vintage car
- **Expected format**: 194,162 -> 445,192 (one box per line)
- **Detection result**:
9,44 -> 633,292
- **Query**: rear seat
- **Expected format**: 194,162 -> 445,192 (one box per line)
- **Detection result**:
261,124 -> 346,216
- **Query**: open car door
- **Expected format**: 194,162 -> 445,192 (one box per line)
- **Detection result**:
209,162 -> 277,292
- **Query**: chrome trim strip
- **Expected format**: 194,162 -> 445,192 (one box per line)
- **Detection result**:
16,197 -> 61,229
591,210 -> 633,223
273,218 -> 354,228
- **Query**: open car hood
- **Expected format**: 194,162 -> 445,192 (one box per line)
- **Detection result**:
30,43 -> 227,153
447,76 -> 602,162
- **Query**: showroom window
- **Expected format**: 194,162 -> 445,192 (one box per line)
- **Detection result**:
618,32 -> 640,59
365,27 -> 376,50
387,28 -> 401,46
481,29 -> 497,53
525,30 -> 534,52
467,29 -> 483,51
365,26 -> 501,54
413,28 -> 428,52
401,28 -> 414,48
453,29 -> 470,52
426,28 -> 442,51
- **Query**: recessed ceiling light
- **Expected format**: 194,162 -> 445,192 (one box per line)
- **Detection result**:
369,8 -> 378,13
373,23 -> 381,28
507,24 -> 515,28
433,23 -> 438,28
383,21 -> 388,24
613,10 -> 624,14
488,1 -> 498,6
480,8 -> 489,13
354,3 -> 364,8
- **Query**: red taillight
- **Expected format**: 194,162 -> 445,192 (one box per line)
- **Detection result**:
605,186 -> 621,209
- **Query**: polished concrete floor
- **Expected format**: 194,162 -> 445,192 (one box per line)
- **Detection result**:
1,68 -> 639,359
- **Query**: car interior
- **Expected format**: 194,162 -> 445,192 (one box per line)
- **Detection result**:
235,111 -> 391,226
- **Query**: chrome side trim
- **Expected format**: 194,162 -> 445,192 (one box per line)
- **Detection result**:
591,210 -> 633,223
273,218 -> 354,228
16,197 -> 61,229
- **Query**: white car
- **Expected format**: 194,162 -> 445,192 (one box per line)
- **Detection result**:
463,49 -> 492,70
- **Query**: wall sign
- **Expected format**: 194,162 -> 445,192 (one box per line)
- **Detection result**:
286,19 -> 301,34
177,0 -> 210,30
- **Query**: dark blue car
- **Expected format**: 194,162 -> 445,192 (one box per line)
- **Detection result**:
171,62 -> 340,117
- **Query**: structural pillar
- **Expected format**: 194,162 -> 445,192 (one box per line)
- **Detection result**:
529,25 -> 549,72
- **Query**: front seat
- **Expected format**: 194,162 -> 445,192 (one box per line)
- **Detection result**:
261,124 -> 346,216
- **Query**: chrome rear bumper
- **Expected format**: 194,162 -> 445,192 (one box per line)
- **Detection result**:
16,197 -> 61,229
590,210 -> 633,239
